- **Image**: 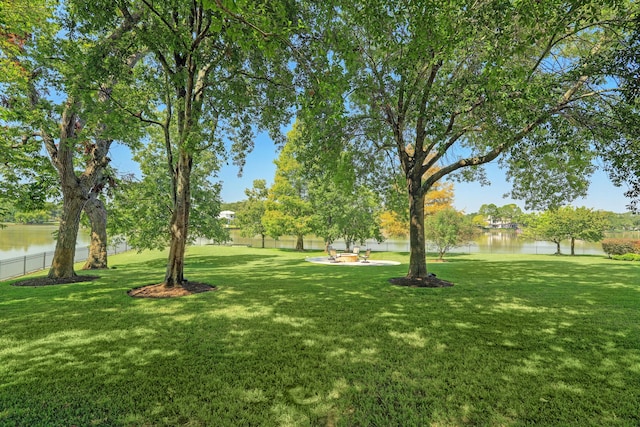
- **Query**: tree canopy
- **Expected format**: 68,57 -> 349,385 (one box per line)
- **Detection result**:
106,137 -> 229,251
236,179 -> 269,248
425,208 -> 478,261
524,206 -> 610,255
1,0 -> 144,278
294,0 -> 637,281
263,124 -> 314,250
2,0 -> 639,289
65,0 -> 298,287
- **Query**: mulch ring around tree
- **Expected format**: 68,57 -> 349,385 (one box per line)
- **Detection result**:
11,275 -> 100,287
128,281 -> 217,298
389,275 -> 454,288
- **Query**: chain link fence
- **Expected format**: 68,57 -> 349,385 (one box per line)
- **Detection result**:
0,241 -> 130,281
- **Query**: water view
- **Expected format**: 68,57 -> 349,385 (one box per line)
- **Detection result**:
223,228 -> 621,256
4,224 -> 634,262
0,224 -> 90,260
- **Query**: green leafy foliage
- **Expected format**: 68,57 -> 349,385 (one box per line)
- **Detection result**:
579,9 -> 640,212
612,253 -> 640,261
601,238 -> 640,256
477,203 -> 524,227
525,206 -> 610,255
0,0 -> 149,278
0,0 -> 59,208
106,139 -> 228,251
134,0 -> 296,282
263,126 -> 313,249
13,210 -> 50,224
309,180 -> 384,250
607,211 -> 640,231
265,121 -> 384,250
235,179 -> 269,247
305,146 -> 384,249
425,208 -> 478,260
294,0 -> 634,278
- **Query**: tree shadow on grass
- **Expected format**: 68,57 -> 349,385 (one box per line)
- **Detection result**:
108,253 -> 283,298
2,250 -> 639,425
10,275 -> 100,287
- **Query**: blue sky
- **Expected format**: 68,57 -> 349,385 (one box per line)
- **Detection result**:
451,164 -> 631,214
109,135 -> 633,214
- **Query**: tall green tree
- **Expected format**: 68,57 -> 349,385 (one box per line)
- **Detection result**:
525,206 -> 609,255
106,138 -> 228,252
1,1 -> 143,278
296,0 -> 634,281
425,208 -> 478,261
309,178 -> 384,252
263,125 -> 313,250
562,207 -> 610,255
99,0 -> 296,287
236,179 -> 269,248
522,211 -> 567,255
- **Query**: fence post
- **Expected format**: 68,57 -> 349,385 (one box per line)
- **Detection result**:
23,255 -> 27,276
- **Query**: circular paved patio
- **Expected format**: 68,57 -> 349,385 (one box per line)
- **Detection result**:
305,256 -> 400,266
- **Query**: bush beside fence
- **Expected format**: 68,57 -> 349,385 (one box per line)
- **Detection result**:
601,238 -> 640,257
0,242 -> 130,281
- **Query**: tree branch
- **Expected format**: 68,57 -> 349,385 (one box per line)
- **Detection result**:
414,59 -> 441,158
140,0 -> 189,52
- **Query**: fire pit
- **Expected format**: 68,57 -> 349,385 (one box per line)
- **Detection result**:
337,253 -> 358,262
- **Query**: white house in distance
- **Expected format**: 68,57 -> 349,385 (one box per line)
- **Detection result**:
218,210 -> 235,224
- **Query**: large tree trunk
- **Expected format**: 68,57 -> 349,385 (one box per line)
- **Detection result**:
164,153 -> 192,287
46,99 -> 88,279
261,233 -> 265,249
555,240 -> 562,255
570,237 -> 575,256
407,179 -> 428,279
82,191 -> 108,270
48,188 -> 86,279
295,234 -> 304,251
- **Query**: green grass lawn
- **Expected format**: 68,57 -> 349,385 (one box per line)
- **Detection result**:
1,246 -> 639,426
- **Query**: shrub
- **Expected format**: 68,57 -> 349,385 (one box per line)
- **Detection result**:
612,253 -> 640,261
601,238 -> 640,256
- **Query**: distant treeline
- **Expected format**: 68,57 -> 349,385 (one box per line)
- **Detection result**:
0,203 -> 61,224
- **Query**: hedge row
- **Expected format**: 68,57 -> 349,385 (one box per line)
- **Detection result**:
612,253 -> 640,262
601,238 -> 640,256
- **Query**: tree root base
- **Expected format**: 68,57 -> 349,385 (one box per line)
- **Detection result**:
128,281 -> 217,298
389,275 -> 454,288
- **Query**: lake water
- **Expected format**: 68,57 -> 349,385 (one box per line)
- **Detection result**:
4,224 -> 634,262
0,224 -> 91,260
220,228 -> 636,256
